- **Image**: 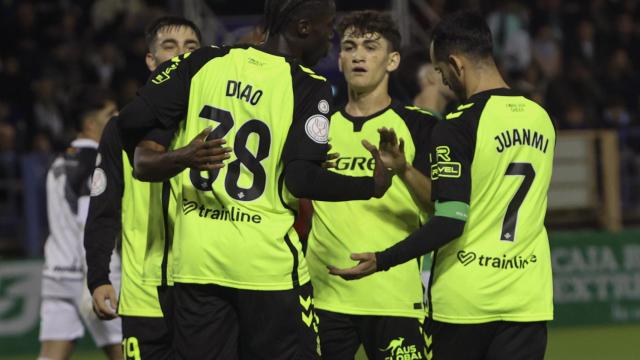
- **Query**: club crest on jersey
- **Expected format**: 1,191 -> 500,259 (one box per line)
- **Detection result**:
318,100 -> 330,114
305,114 -> 329,144
90,168 -> 107,197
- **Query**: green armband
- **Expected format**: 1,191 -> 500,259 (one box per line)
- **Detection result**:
434,201 -> 469,221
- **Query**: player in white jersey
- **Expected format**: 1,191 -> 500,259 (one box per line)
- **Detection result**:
38,89 -> 122,360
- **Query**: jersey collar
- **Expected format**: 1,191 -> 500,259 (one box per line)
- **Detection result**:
71,138 -> 99,150
468,87 -> 516,101
339,100 -> 397,132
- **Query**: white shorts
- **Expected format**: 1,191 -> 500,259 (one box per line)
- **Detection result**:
39,253 -> 122,347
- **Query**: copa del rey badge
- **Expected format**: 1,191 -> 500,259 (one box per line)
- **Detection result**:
305,114 -> 329,144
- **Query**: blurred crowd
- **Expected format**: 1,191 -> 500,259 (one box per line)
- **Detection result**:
0,0 -> 639,254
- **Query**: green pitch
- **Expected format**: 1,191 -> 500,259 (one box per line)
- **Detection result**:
2,324 -> 638,360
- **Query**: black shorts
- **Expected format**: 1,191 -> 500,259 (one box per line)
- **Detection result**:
173,282 -> 320,360
316,309 -> 427,360
121,316 -> 173,360
424,318 -> 547,360
157,285 -> 174,334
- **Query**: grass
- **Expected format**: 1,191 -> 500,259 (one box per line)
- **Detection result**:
2,325 -> 639,360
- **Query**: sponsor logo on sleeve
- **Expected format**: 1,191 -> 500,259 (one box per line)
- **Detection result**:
90,168 -> 107,197
431,145 -> 461,179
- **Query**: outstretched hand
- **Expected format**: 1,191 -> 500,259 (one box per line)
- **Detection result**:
377,127 -> 407,174
322,143 -> 340,169
327,252 -> 378,280
362,140 -> 392,198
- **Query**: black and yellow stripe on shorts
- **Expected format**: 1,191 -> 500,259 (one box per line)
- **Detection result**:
299,294 -> 321,356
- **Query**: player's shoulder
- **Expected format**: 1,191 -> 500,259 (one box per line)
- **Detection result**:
391,101 -> 439,127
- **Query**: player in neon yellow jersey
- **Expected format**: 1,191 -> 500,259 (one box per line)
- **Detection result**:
331,10 -> 555,360
306,10 -> 438,360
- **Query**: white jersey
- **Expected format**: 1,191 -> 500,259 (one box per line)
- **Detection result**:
42,139 -> 98,283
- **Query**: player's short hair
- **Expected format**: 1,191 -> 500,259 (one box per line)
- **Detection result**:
71,87 -> 115,131
145,16 -> 202,51
337,10 -> 401,52
431,10 -> 493,63
264,0 -> 331,36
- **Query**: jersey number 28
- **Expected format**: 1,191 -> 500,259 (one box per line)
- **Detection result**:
190,105 -> 271,201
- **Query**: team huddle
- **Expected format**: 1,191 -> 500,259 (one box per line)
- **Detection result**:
39,1 -> 555,360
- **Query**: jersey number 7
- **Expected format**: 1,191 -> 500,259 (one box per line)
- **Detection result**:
501,162 -> 535,241
190,105 -> 271,201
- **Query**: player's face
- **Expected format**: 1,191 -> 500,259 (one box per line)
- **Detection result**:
301,3 -> 336,66
430,41 -> 465,100
147,26 -> 200,71
339,29 -> 399,92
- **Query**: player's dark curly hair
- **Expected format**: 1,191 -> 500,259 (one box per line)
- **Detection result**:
431,10 -> 493,63
264,0 -> 331,36
145,16 -> 202,51
337,10 -> 401,52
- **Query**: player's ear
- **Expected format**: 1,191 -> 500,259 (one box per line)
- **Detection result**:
386,51 -> 400,73
296,18 -> 311,38
448,55 -> 463,78
145,53 -> 157,72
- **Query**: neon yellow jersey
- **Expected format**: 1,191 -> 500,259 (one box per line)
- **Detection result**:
118,152 -> 165,316
309,102 -> 437,318
429,88 -> 555,323
136,46 -> 333,290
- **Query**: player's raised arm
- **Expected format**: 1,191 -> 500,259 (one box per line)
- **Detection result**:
282,77 -> 392,201
116,47 -> 231,182
373,124 -> 434,213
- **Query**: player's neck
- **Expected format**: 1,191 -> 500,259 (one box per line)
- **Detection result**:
260,35 -> 298,59
345,81 -> 391,117
414,89 -> 447,114
465,65 -> 509,99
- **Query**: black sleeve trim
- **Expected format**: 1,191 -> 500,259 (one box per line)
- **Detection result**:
375,216 -> 465,271
85,117 -> 124,293
284,160 -> 374,201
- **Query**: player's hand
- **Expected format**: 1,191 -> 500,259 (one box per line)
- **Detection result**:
92,284 -> 118,320
321,143 -> 340,169
376,127 -> 407,175
179,127 -> 232,171
327,253 -> 378,280
362,140 -> 392,198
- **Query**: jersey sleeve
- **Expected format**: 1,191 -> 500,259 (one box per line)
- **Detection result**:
400,106 -> 438,176
281,73 -> 332,164
121,46 -> 226,131
84,117 -> 124,292
430,118 -> 474,204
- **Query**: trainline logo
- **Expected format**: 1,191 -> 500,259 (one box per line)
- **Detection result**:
457,250 -> 537,269
182,199 -> 262,224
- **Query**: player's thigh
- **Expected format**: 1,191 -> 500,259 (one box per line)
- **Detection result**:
39,297 -> 85,342
172,283 -> 239,360
359,315 -> 426,360
485,321 -> 547,360
236,282 -> 320,360
424,318 -> 493,360
315,309 -> 360,360
121,316 -> 173,360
